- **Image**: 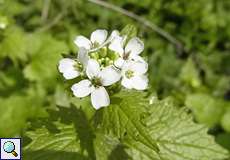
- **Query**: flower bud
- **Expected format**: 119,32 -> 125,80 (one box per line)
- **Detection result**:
108,50 -> 119,60
90,52 -> 99,60
99,47 -> 107,58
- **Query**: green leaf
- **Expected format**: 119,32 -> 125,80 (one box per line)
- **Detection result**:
180,58 -> 201,88
94,91 -> 159,153
216,133 -> 230,151
185,93 -> 226,127
94,133 -> 131,160
0,89 -> 46,137
133,98 -> 228,160
54,85 -> 71,108
24,91 -> 229,160
94,91 -> 229,160
24,121 -> 88,160
23,34 -> 69,88
23,106 -> 123,160
0,95 -> 29,137
0,26 -> 28,64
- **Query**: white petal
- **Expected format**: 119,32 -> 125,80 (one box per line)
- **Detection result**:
130,61 -> 148,75
86,59 -> 100,79
74,36 -> 92,50
58,58 -> 79,79
63,70 -> 80,80
131,75 -> 148,90
109,36 -> 124,56
77,47 -> 89,67
108,30 -> 120,41
91,87 -> 110,109
71,80 -> 94,98
100,66 -> 121,86
121,77 -> 133,89
125,37 -> 144,55
114,58 -> 125,69
90,29 -> 108,45
130,55 -> 146,63
58,58 -> 75,73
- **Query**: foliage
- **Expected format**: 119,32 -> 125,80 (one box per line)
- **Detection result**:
0,0 -> 230,159
23,91 -> 228,160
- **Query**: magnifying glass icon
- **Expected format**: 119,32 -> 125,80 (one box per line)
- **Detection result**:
3,141 -> 18,157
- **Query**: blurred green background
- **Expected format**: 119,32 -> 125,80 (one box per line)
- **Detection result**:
0,0 -> 230,151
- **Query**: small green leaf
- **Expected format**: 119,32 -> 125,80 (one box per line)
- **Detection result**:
54,85 -> 71,108
121,24 -> 137,42
180,58 -> 201,88
0,26 -> 28,64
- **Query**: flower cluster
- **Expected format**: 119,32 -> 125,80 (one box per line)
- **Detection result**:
58,29 -> 148,109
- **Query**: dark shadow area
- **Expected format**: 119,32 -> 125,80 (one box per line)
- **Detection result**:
22,135 -> 33,147
216,133 -> 230,151
0,64 -> 27,97
28,116 -> 61,134
110,97 -> 122,105
224,90 -> 230,101
122,3 -> 149,16
93,108 -> 104,129
108,144 -> 130,160
69,105 -> 96,160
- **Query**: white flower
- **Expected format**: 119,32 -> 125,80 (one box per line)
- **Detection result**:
71,59 -> 121,109
121,60 -> 148,90
58,47 -> 89,80
0,22 -> 6,29
59,28 -> 150,109
109,36 -> 145,68
74,29 -> 108,50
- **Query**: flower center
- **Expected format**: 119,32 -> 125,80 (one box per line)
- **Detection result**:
123,51 -> 131,60
98,57 -> 114,68
91,77 -> 102,87
90,47 -> 119,68
125,70 -> 134,79
73,60 -> 83,72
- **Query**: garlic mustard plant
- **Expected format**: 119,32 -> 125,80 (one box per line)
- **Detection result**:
58,29 -> 149,109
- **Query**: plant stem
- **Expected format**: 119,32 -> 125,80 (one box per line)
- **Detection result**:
37,12 -> 65,32
87,0 -> 184,53
41,0 -> 51,23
